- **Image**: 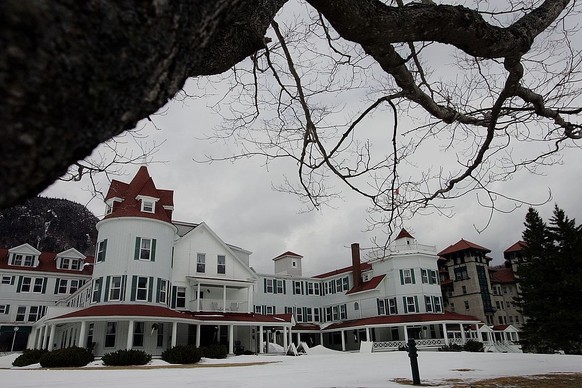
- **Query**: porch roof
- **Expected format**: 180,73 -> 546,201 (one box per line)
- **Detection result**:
49,304 -> 190,321
188,311 -> 293,325
323,311 -> 481,330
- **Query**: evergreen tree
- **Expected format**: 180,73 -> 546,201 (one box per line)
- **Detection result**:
519,206 -> 582,354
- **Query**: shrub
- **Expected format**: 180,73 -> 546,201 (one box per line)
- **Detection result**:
101,349 -> 152,366
199,344 -> 228,359
39,346 -> 94,368
439,343 -> 463,352
463,340 -> 484,352
12,349 -> 48,367
161,345 -> 202,364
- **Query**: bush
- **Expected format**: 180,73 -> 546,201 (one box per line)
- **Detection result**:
439,343 -> 463,352
463,340 -> 484,352
199,344 -> 228,359
101,349 -> 152,366
161,345 -> 202,364
12,349 -> 48,367
39,347 -> 94,368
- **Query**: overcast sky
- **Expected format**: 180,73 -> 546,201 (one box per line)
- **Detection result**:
43,1 -> 582,276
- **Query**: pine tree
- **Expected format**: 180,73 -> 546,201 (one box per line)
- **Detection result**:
519,206 -> 582,354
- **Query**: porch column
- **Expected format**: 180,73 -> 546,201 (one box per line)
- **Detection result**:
460,324 -> 466,344
171,321 -> 178,347
319,332 -> 323,345
195,324 -> 201,347
223,285 -> 227,312
47,324 -> 56,351
43,325 -> 50,349
78,321 -> 87,348
365,327 -> 370,342
27,327 -> 38,350
340,330 -> 346,351
247,287 -> 253,313
127,320 -> 135,349
259,326 -> 264,354
196,283 -> 201,311
228,325 -> 234,354
283,326 -> 288,351
33,327 -> 42,349
442,323 -> 449,345
403,325 -> 409,343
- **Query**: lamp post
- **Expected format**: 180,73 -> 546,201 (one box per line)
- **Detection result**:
11,326 -> 19,352
407,338 -> 421,385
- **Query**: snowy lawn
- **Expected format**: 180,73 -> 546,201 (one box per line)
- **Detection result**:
1,347 -> 581,387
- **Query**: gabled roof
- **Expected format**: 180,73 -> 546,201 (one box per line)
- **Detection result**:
273,251 -> 303,261
395,228 -> 414,240
313,262 -> 373,279
345,275 -> 385,295
505,241 -> 527,253
490,267 -> 515,283
0,248 -> 93,275
103,166 -> 174,223
438,239 -> 491,256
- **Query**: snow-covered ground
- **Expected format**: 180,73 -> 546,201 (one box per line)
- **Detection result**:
1,347 -> 581,388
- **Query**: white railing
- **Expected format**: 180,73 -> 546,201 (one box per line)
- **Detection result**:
193,299 -> 248,312
372,340 -> 406,352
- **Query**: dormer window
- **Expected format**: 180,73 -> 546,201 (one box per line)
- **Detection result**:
10,254 -> 35,267
105,203 -> 113,215
136,195 -> 159,214
60,257 -> 81,270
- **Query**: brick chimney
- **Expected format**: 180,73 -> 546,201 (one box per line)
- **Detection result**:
351,243 -> 362,288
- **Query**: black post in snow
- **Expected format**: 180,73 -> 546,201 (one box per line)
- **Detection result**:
407,338 -> 421,385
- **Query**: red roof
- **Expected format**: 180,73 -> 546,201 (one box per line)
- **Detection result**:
273,251 -> 303,261
52,304 -> 188,320
395,228 -> 414,240
490,267 -> 515,283
505,241 -> 527,253
0,248 -> 94,276
438,239 -> 491,256
492,324 -> 511,331
292,323 -> 321,331
324,311 -> 481,330
103,166 -> 174,223
189,312 -> 293,324
345,275 -> 385,295
313,262 -> 372,279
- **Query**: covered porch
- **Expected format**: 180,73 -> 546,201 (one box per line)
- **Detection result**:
186,276 -> 254,313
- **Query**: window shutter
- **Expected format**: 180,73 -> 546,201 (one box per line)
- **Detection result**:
151,239 -> 157,262
283,280 -> 286,294
134,237 -> 141,260
10,277 -> 15,285
403,296 -> 408,313
171,286 -> 177,308
42,277 -> 48,294
399,270 -> 404,285
131,276 -> 137,301
104,276 -> 111,302
54,278 -> 61,294
377,299 -> 382,315
264,278 -> 267,292
414,296 -> 419,312
16,276 -> 22,293
411,269 -> 416,284
394,298 -> 398,315
121,275 -> 127,301
273,280 -> 278,294
156,278 -> 161,303
148,276 -> 154,302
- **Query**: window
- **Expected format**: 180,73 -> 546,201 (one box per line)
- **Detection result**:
336,278 -> 342,292
314,283 -> 320,295
16,306 -> 26,321
454,266 -> 469,281
92,278 -> 102,303
28,306 -> 39,322
265,306 -> 274,314
401,269 -> 415,284
342,277 -> 349,291
462,285 -> 467,294
61,258 -> 70,269
139,238 -> 152,261
434,296 -> 442,312
326,307 -> 332,322
33,278 -> 44,293
265,279 -> 274,293
464,300 -> 470,310
377,299 -> 386,315
11,254 -> 35,267
421,269 -> 429,284
105,322 -> 116,347
292,260 -> 297,268
157,323 -> 164,347
293,281 -> 302,295
429,270 -> 438,284
11,254 -> 23,266
133,322 -> 145,347
354,302 -> 359,311
97,239 -> 107,262
58,279 -> 68,294
332,305 -> 339,321
24,255 -> 34,266
340,304 -> 347,320
0,305 -> 8,314
1,275 -> 12,285
296,307 -> 303,322
20,277 -> 32,292
87,323 -> 94,348
305,307 -> 313,322
176,287 -> 186,308
276,280 -> 285,294
217,255 -> 226,274
109,276 -> 122,301
158,279 -> 167,304
70,279 -> 80,294
307,282 -> 314,295
425,296 -> 433,312
197,253 -> 206,273
388,298 -> 398,315
142,200 -> 155,213
136,277 -> 149,301
314,308 -> 320,322
405,297 -> 417,313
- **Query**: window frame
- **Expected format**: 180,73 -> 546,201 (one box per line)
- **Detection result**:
97,239 -> 107,262
105,322 -> 116,347
196,253 -> 206,273
109,276 -> 123,301
136,276 -> 149,301
176,286 -> 186,308
217,255 -> 226,274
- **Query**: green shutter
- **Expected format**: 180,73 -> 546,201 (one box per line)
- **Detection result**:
399,270 -> 404,285
403,296 -> 408,313
151,239 -> 156,262
264,278 -> 267,292
16,276 -> 23,293
283,280 -> 286,294
131,276 -> 137,301
156,278 -> 161,303
134,237 -> 141,260
10,276 -> 15,285
54,278 -> 61,294
171,286 -> 177,308
411,269 -> 416,284
414,296 -> 419,312
104,276 -> 111,302
148,276 -> 154,302
42,278 -> 48,294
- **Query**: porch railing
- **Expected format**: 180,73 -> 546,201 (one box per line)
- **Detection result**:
192,299 -> 249,312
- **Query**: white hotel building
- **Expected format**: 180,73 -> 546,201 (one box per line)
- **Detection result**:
0,167 -> 512,356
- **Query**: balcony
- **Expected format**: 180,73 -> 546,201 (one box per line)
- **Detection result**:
191,299 -> 249,313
